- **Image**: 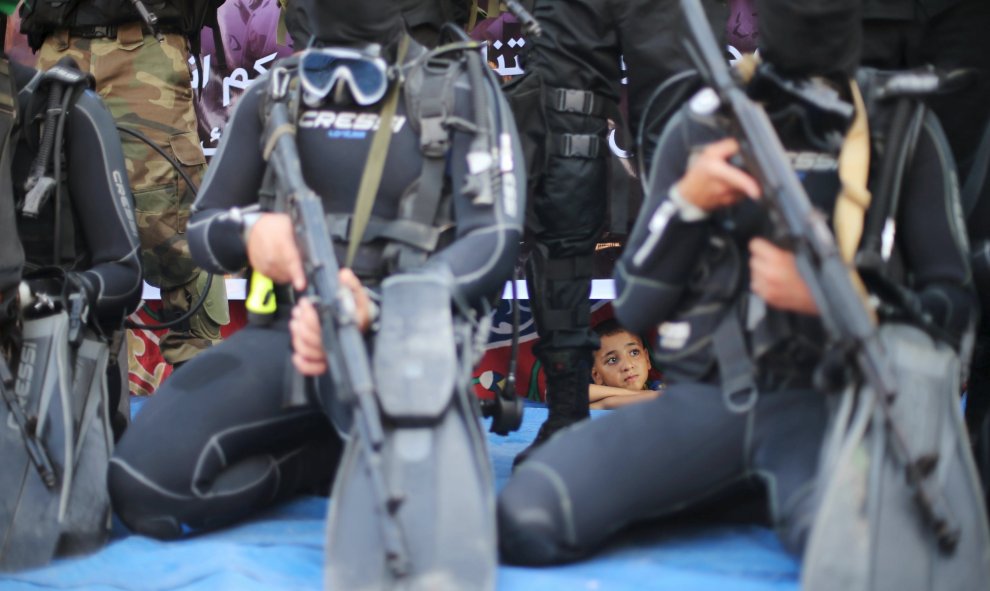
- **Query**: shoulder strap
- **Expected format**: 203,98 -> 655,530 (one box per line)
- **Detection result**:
257,59 -> 299,212
408,46 -> 461,215
21,61 -> 93,266
833,80 -> 872,266
346,34 -> 410,268
384,40 -> 476,270
854,68 -> 935,277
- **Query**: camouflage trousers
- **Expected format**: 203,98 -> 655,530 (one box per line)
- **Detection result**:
37,22 -> 229,365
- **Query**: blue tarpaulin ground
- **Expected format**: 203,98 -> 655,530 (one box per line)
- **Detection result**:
0,405 -> 800,591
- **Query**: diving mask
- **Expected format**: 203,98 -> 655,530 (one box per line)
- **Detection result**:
299,46 -> 390,107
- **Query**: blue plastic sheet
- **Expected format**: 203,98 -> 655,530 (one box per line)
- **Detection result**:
0,405 -> 800,591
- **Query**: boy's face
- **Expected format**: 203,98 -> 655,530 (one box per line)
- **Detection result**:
591,331 -> 652,390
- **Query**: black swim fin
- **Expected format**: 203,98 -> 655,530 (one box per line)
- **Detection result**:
324,273 -> 497,591
0,312 -> 112,571
804,323 -> 990,591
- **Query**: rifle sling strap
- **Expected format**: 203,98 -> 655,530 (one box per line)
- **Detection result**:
262,123 -> 295,161
833,80 -> 871,267
346,34 -> 410,268
831,80 -> 877,312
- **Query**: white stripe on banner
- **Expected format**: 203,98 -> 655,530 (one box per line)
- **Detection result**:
141,279 -> 616,301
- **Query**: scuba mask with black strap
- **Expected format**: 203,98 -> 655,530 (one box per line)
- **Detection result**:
747,63 -> 855,153
299,45 -> 391,108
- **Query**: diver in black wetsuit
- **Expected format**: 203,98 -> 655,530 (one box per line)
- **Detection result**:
497,0 -> 976,568
1,54 -> 142,571
107,0 -> 523,567
508,0 -> 729,465
9,56 -> 143,432
10,59 -> 143,333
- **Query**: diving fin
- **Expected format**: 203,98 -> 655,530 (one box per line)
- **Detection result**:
803,323 -> 990,591
0,312 -> 112,571
0,313 -> 74,570
58,333 -> 113,556
325,273 -> 496,591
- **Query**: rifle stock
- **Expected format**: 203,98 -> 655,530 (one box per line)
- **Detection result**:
261,68 -> 410,575
679,0 -> 961,552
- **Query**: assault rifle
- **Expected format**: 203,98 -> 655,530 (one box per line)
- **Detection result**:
261,67 -> 410,576
127,0 -> 164,42
678,0 -> 960,551
505,1 -> 542,38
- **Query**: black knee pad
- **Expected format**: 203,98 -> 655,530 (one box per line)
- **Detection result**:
524,245 -> 597,351
497,494 -> 567,565
107,461 -> 184,540
497,467 -> 585,565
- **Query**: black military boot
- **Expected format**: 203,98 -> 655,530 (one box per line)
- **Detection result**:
513,349 -> 591,468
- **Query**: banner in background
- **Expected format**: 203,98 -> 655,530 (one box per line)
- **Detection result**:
4,6 -> 644,400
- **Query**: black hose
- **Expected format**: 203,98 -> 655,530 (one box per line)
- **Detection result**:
116,125 -> 218,332
855,98 -> 925,275
51,89 -> 72,266
27,81 -> 62,200
506,268 -> 520,398
637,69 -> 700,191
126,272 -> 215,330
115,125 -> 200,192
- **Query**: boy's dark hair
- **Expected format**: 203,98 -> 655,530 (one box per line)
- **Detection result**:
593,318 -> 636,340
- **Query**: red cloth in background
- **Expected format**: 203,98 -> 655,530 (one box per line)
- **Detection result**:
129,299 -> 661,401
471,300 -> 661,403
127,301 -> 247,396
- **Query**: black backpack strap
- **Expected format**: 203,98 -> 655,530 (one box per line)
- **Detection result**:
410,54 -> 459,216
20,59 -> 93,267
856,68 -> 930,277
257,55 -> 300,212
325,212 -> 453,253
389,44 -> 465,270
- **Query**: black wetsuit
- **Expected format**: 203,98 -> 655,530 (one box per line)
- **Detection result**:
398,0 -> 470,47
506,0 -> 728,449
862,0 -> 990,187
0,61 -> 22,305
108,43 -> 524,539
497,79 -> 975,565
11,60 -> 142,333
0,167 -> 22,309
860,0 -> 990,459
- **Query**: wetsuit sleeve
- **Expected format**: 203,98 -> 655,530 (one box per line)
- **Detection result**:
0,171 -> 22,297
1,64 -> 24,298
65,88 -> 143,329
894,111 -> 977,348
425,69 -> 525,305
188,81 -> 269,275
612,109 -> 721,335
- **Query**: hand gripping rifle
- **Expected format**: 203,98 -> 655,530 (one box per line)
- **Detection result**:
260,67 -> 410,576
678,0 -> 960,552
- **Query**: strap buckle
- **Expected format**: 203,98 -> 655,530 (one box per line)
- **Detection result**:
69,25 -> 117,39
270,66 -> 292,101
550,88 -> 603,116
557,133 -> 602,159
420,116 -> 449,158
